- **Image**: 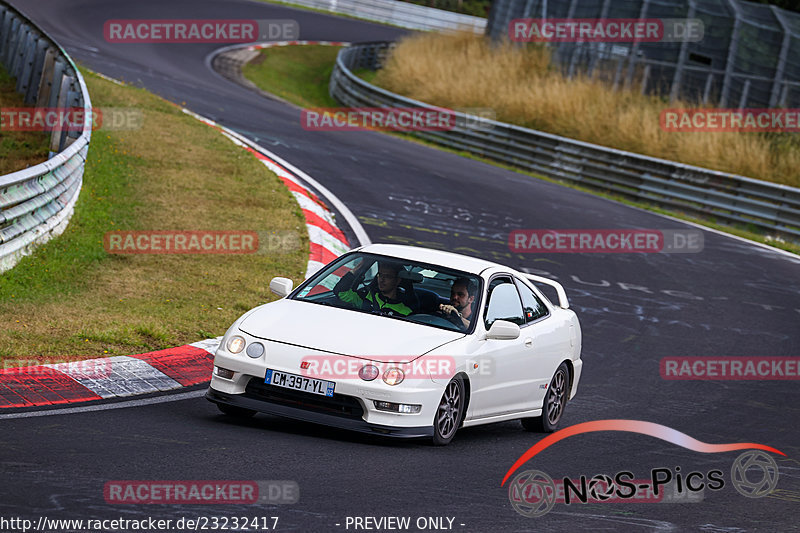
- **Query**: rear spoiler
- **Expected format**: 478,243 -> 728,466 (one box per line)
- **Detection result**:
523,274 -> 570,309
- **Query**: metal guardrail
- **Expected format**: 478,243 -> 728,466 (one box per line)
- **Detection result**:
274,0 -> 486,33
330,42 -> 800,242
0,1 -> 92,272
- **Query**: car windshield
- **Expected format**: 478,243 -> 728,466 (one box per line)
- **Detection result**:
291,253 -> 482,333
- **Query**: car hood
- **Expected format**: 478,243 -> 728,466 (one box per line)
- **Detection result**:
238,299 -> 463,362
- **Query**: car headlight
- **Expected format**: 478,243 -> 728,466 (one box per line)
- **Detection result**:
227,335 -> 245,354
246,342 -> 265,358
359,364 -> 379,381
382,367 -> 405,386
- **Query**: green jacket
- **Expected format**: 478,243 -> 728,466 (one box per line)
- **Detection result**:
334,273 -> 413,316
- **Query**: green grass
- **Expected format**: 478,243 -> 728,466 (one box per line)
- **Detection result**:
242,45 -> 341,108
0,131 -> 138,301
0,67 -> 49,174
240,44 -> 800,256
0,69 -> 308,360
353,69 -> 378,84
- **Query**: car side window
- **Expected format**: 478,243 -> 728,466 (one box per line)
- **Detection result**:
515,277 -> 549,323
484,277 -> 525,329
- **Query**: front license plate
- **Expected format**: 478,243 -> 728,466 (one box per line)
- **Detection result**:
265,369 -> 335,397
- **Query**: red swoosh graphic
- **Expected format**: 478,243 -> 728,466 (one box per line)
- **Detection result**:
501,419 -> 785,486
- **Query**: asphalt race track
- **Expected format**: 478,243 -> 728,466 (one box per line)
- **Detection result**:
3,1 -> 799,531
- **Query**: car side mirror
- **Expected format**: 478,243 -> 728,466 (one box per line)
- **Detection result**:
485,320 -> 521,340
269,277 -> 294,298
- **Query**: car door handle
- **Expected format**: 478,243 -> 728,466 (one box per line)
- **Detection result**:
524,338 -> 533,347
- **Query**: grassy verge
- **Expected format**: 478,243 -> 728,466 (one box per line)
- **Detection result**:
241,44 -> 800,255
374,32 -> 799,188
242,45 -> 340,108
0,69 -> 308,361
0,68 -> 49,174
353,69 -> 378,84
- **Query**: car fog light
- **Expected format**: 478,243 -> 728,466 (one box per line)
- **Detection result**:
382,367 -> 404,386
373,400 -> 421,414
359,364 -> 379,381
215,366 -> 235,379
227,335 -> 245,354
246,342 -> 265,358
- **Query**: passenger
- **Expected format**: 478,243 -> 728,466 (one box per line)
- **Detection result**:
438,277 -> 477,329
333,259 -> 414,316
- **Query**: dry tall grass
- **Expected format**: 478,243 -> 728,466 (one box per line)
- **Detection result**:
374,32 -> 800,188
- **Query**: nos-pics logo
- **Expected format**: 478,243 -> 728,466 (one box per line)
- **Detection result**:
501,420 -> 784,518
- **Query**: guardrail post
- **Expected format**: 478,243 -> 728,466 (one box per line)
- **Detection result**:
1,14 -> 18,67
612,57 -> 624,91
669,0 -> 696,103
702,73 -> 714,105
0,6 -> 9,62
50,73 -> 71,154
25,38 -> 48,104
586,0 -> 612,78
35,47 -> 56,108
522,0 -> 536,18
625,0 -> 650,90
66,83 -> 82,144
640,64 -> 651,95
779,81 -> 789,107
10,23 -> 30,77
47,58 -> 65,108
738,79 -> 750,109
567,46 -> 578,79
720,0 -> 743,107
769,6 -> 791,108
16,33 -> 39,95
5,17 -> 21,70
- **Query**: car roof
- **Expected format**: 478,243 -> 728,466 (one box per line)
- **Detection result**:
355,244 -> 507,275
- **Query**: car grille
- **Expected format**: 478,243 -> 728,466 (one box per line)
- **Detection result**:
244,378 -> 365,420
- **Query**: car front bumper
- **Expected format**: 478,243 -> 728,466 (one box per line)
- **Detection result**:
205,387 -> 433,438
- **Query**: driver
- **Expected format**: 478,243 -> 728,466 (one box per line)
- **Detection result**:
438,277 -> 476,329
333,260 -> 414,316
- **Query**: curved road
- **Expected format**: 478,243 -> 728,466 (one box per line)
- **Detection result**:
3,1 -> 799,531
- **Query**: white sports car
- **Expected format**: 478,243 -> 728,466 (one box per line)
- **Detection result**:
206,244 -> 582,445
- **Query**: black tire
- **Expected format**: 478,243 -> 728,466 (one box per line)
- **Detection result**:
522,362 -> 569,433
432,376 -> 466,446
217,403 -> 257,419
